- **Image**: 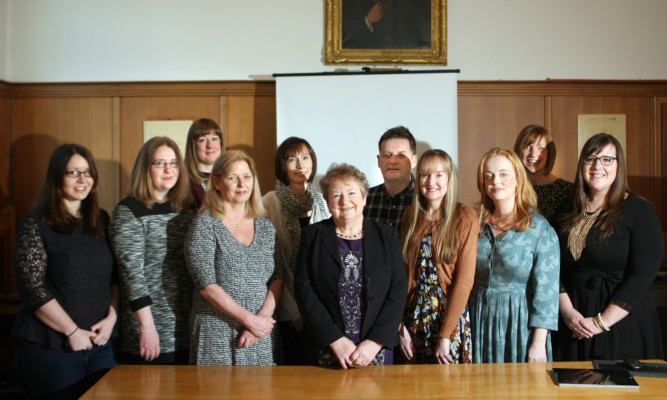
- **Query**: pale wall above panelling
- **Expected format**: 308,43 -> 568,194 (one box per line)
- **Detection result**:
3,0 -> 667,82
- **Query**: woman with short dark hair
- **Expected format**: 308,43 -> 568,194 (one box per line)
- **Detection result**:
13,144 -> 118,398
262,137 -> 329,364
110,136 -> 195,365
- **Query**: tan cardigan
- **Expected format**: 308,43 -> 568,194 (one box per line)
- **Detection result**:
401,204 -> 478,340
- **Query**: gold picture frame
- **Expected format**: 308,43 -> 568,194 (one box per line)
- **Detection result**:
325,0 -> 447,65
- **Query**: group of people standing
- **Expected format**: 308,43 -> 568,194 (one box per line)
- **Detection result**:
11,120 -> 663,397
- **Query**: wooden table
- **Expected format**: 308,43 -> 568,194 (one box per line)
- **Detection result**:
81,361 -> 667,399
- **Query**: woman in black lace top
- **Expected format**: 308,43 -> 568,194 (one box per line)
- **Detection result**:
12,144 -> 118,398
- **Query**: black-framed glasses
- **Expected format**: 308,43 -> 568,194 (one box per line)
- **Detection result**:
64,170 -> 92,178
152,160 -> 179,169
582,156 -> 617,166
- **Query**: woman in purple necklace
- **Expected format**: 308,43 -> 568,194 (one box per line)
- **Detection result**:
294,163 -> 407,368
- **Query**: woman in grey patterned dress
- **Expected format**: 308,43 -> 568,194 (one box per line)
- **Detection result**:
110,136 -> 195,365
185,150 -> 284,365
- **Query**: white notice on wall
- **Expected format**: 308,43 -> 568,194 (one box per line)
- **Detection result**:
143,120 -> 193,157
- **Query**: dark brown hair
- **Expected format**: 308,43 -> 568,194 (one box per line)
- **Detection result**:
184,118 -> 224,185
378,126 -> 417,155
36,144 -> 104,237
561,133 -> 628,242
274,137 -> 317,185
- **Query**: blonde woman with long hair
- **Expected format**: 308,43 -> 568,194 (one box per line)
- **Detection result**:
398,150 -> 478,364
185,150 -> 284,365
470,148 -> 559,363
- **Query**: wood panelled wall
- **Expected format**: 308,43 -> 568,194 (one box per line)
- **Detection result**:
0,82 -> 9,200
4,82 -> 277,223
0,80 -> 666,297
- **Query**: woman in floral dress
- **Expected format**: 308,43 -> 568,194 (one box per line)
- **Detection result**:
399,150 -> 478,364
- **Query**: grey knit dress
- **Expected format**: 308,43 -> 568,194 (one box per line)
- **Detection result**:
110,198 -> 195,359
185,211 -> 284,365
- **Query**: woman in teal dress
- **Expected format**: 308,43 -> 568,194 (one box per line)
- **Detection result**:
470,148 -> 560,363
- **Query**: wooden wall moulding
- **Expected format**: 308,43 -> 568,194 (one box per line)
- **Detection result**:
458,80 -> 667,97
0,81 -> 10,97
8,81 -> 277,99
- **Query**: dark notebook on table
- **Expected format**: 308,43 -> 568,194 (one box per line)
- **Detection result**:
552,368 -> 639,388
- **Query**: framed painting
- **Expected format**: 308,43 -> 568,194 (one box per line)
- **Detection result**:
325,0 -> 447,65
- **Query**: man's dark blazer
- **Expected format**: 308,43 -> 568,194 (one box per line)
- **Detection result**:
294,217 -> 407,350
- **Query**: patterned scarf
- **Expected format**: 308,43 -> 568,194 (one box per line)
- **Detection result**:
275,181 -> 315,274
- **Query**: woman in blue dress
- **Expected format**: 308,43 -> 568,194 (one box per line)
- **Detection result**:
470,148 -> 560,363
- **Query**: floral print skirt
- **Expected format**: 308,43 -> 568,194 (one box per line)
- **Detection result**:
405,235 -> 472,364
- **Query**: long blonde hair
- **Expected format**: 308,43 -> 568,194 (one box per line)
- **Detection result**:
402,150 -> 460,264
476,148 -> 536,232
200,150 -> 265,219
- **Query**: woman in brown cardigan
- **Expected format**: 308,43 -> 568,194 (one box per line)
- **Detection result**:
398,150 -> 478,364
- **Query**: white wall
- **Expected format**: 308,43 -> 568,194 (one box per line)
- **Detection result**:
3,0 -> 667,82
0,0 -> 8,80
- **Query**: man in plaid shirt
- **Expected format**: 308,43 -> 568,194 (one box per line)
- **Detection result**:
363,126 -> 418,233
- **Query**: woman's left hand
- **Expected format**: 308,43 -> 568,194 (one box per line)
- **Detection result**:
90,313 -> 117,346
572,317 -> 601,339
349,339 -> 382,368
527,342 -> 547,363
527,327 -> 548,363
239,330 -> 260,348
434,338 -> 454,364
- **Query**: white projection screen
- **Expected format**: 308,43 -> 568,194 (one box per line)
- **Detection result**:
275,71 -> 458,187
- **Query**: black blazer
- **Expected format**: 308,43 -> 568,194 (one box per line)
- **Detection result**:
294,217 -> 407,350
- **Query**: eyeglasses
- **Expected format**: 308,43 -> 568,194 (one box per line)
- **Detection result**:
64,170 -> 92,178
152,160 -> 179,169
582,156 -> 617,166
